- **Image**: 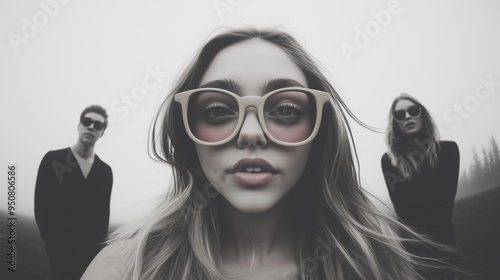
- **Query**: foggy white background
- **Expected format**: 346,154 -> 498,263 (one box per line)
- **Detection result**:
1,0 -> 500,224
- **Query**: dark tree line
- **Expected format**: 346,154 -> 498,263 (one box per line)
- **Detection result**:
458,135 -> 500,192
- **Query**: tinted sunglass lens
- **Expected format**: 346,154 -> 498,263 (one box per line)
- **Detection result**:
81,117 -> 92,127
264,90 -> 315,143
393,110 -> 405,121
408,106 -> 420,117
93,122 -> 104,131
187,90 -> 239,143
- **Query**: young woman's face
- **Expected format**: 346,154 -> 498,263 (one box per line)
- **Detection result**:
394,99 -> 423,136
194,38 -> 312,214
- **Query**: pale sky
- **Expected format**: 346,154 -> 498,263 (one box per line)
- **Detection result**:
1,0 -> 499,223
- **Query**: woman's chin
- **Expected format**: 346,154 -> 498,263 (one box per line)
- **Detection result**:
224,196 -> 281,215
230,203 -> 275,215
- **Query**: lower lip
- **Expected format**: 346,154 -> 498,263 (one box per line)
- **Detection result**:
233,172 -> 275,186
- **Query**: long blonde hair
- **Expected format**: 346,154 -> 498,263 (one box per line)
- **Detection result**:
109,28 -> 441,279
386,94 -> 440,179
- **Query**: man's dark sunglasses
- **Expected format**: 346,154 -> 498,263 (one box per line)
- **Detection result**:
393,105 -> 421,122
81,117 -> 105,131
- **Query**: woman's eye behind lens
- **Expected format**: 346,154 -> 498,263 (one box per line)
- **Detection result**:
267,102 -> 304,125
202,102 -> 237,124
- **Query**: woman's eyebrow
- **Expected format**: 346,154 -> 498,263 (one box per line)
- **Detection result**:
199,79 -> 240,93
262,78 -> 305,93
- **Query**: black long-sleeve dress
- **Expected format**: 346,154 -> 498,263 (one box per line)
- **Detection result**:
382,141 -> 460,278
381,141 -> 459,245
34,148 -> 113,280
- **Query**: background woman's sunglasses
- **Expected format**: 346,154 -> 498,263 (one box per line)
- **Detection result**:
393,105 -> 421,122
175,87 -> 330,146
81,117 -> 105,131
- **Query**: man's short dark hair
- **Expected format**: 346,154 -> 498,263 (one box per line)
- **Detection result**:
80,105 -> 109,130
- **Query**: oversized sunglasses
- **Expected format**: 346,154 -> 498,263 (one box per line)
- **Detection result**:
392,105 -> 421,122
174,87 -> 331,146
81,117 -> 105,131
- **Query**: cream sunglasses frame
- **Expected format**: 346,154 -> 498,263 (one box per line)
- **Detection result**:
174,87 -> 331,146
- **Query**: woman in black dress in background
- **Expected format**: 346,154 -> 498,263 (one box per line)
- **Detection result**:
382,94 -> 460,280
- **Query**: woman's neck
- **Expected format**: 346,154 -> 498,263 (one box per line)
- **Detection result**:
399,134 -> 422,151
219,197 -> 298,267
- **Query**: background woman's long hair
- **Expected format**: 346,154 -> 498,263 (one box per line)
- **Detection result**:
109,28 -> 439,280
386,94 -> 441,179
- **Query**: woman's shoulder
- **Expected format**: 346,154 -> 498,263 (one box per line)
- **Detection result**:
81,243 -> 125,280
381,153 -> 393,168
439,140 -> 458,147
439,140 -> 459,155
381,152 -> 390,161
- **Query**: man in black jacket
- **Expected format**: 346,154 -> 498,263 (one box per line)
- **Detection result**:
35,105 -> 113,280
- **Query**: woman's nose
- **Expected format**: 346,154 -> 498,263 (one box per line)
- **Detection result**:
404,111 -> 412,120
236,108 -> 268,149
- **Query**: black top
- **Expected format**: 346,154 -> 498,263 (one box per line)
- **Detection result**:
34,147 -> 113,279
381,141 -> 459,245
